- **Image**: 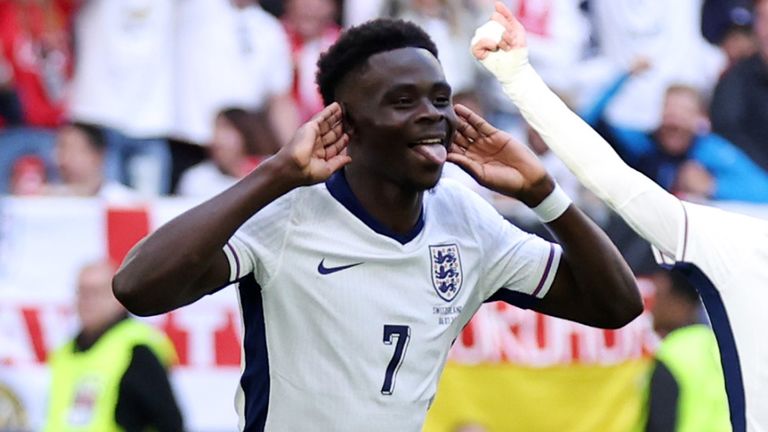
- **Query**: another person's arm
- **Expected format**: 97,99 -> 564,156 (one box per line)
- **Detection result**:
580,59 -> 654,162
469,2 -> 685,258
581,71 -> 631,126
645,360 -> 680,432
693,135 -> 768,202
449,105 -> 641,329
112,104 -> 351,316
116,345 -> 183,432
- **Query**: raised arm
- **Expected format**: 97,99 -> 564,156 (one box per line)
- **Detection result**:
469,2 -> 685,258
112,104 -> 351,316
449,105 -> 641,329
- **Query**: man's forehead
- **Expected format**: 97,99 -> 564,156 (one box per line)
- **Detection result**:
340,47 -> 445,97
363,47 -> 444,78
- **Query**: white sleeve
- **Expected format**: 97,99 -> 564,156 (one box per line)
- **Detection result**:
472,31 -> 684,257
655,201 -> 766,287
222,191 -> 297,285
459,186 -> 562,303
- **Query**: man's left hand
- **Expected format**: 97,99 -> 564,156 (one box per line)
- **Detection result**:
448,104 -> 554,207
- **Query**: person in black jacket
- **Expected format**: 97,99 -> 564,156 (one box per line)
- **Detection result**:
45,261 -> 183,432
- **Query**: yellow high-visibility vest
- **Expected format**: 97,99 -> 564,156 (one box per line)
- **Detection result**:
642,324 -> 731,432
45,319 -> 176,432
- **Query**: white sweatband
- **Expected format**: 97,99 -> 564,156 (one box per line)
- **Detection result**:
531,183 -> 572,223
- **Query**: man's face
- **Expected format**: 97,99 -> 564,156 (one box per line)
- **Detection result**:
211,115 -> 246,175
285,0 -> 336,40
55,126 -> 103,185
76,263 -> 124,334
340,47 -> 457,191
657,90 -> 700,156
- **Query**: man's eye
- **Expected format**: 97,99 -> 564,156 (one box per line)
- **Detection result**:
396,97 -> 413,105
434,96 -> 450,106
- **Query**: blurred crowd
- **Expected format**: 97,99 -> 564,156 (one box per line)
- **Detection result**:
1,0 -> 767,208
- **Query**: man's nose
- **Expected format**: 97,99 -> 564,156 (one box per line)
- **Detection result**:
415,99 -> 444,123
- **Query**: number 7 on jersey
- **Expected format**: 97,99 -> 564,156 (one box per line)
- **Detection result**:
381,325 -> 411,395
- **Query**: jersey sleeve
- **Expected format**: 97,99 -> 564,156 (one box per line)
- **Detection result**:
456,185 -> 562,304
477,46 -> 685,259
654,201 -> 765,291
222,191 -> 298,285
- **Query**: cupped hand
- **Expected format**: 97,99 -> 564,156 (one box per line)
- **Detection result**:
274,102 -> 351,186
448,104 -> 554,206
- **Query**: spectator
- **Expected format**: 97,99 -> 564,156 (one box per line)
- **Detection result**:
0,0 -> 72,128
588,0 -> 725,130
45,260 -> 182,432
640,270 -> 729,432
174,0 -> 299,148
178,108 -> 279,198
719,23 -> 758,70
68,0 -> 174,196
701,0 -> 753,47
282,0 -> 341,121
39,122 -> 139,203
0,0 -> 72,195
9,154 -> 47,196
0,127 -> 57,194
710,0 -> 768,173
585,72 -> 768,202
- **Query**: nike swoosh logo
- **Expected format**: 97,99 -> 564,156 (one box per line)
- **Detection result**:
317,259 -> 363,275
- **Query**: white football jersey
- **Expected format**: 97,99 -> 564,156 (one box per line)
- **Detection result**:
223,172 -> 562,431
655,202 -> 768,432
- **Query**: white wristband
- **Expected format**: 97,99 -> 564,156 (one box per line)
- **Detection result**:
531,183 -> 572,223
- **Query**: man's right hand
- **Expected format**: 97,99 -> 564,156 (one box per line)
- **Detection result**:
273,102 -> 351,186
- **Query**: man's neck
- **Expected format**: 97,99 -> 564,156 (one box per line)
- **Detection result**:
75,313 -> 129,352
70,176 -> 105,197
343,166 -> 424,235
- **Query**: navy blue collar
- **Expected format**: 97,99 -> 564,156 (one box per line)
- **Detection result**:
325,170 -> 425,245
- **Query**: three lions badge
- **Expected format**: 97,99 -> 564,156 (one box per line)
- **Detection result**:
429,244 -> 463,302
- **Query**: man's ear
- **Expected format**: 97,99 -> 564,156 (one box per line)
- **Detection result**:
340,102 -> 355,136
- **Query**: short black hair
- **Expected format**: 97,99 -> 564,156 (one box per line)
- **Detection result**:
668,270 -> 701,305
316,18 -> 439,106
67,122 -> 107,153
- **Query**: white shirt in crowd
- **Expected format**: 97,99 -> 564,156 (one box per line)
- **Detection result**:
173,2 -> 292,145
69,0 -> 175,138
177,161 -> 238,199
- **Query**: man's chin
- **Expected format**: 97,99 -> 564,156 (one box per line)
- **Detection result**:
412,164 -> 444,190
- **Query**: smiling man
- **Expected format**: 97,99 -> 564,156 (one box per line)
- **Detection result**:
112,19 -> 641,432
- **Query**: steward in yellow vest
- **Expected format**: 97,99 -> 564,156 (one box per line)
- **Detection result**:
45,261 -> 182,432
642,270 -> 730,432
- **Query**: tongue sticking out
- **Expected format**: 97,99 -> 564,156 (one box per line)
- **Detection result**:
412,144 -> 447,164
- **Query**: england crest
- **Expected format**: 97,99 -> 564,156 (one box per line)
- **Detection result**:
429,244 -> 463,302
